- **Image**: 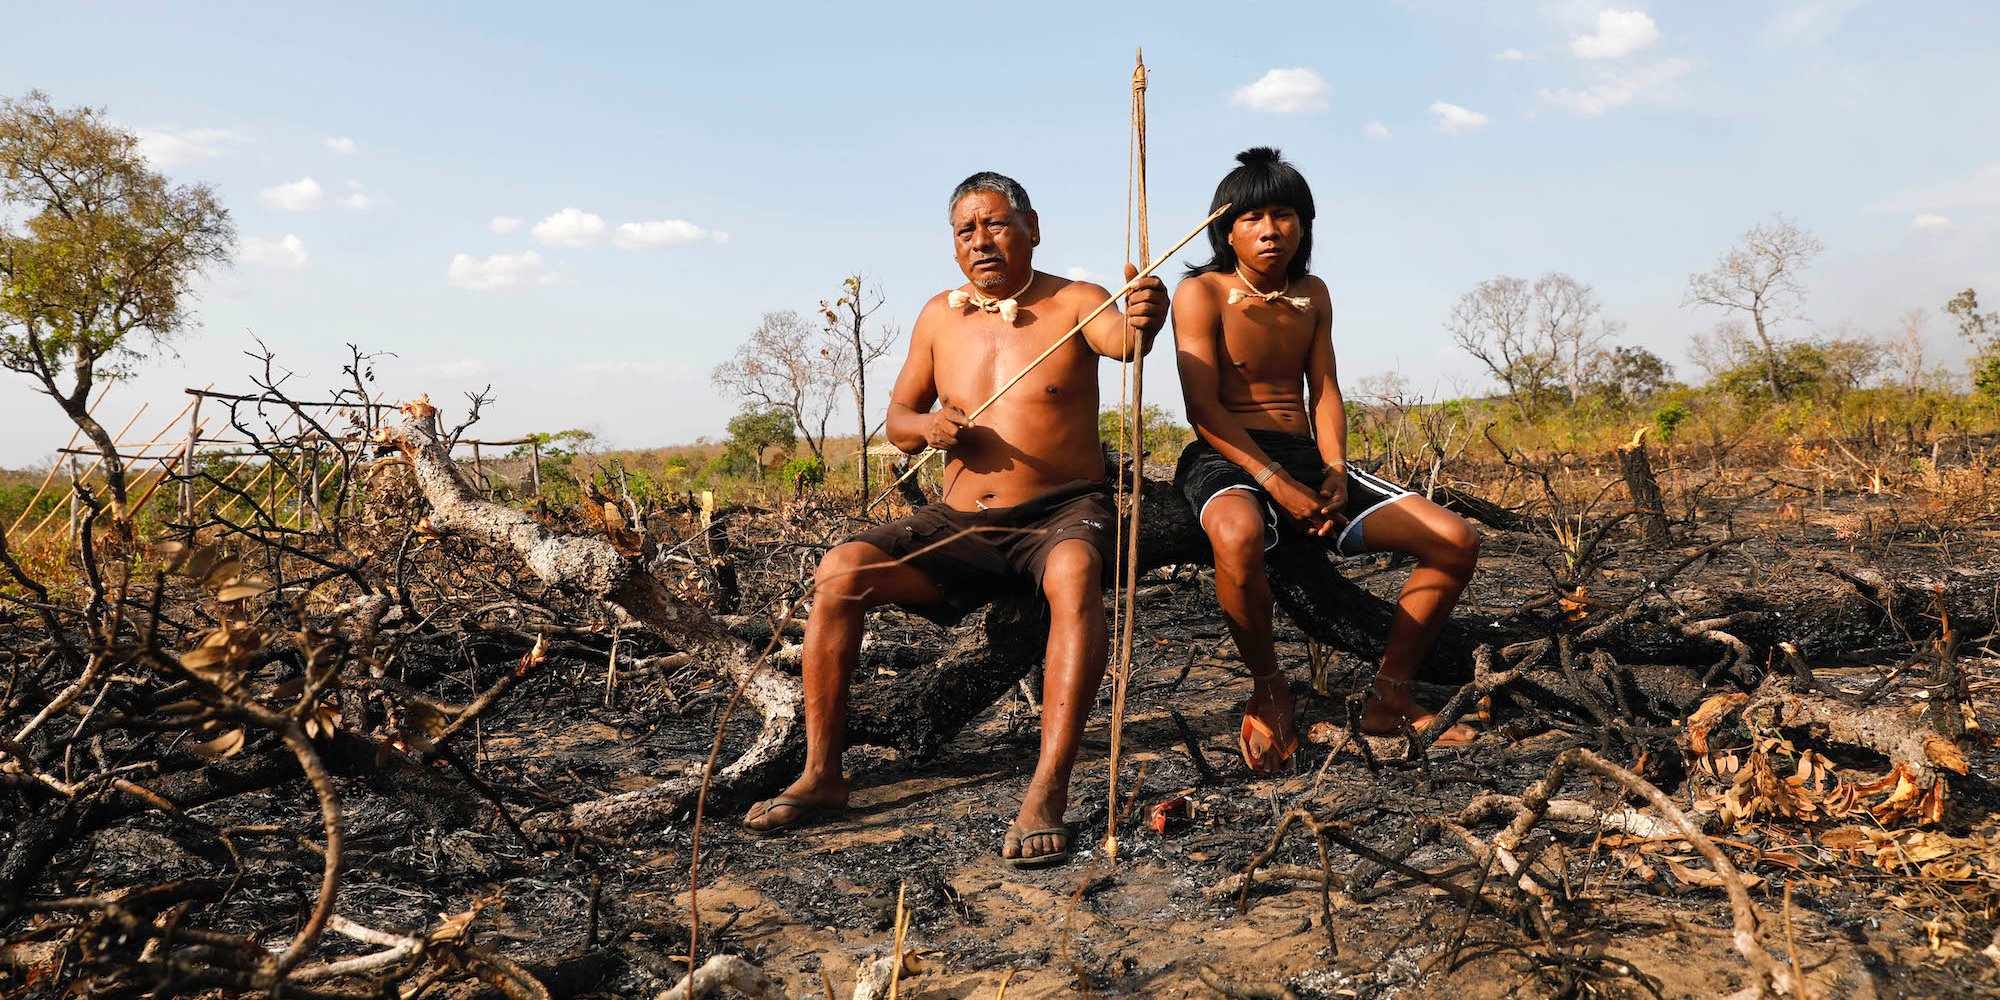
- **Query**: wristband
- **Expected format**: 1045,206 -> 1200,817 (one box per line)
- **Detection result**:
1252,463 -> 1279,486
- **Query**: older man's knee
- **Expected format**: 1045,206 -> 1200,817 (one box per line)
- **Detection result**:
1040,542 -> 1104,613
815,542 -> 883,604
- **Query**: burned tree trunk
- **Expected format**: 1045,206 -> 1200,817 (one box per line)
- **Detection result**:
1618,428 -> 1672,546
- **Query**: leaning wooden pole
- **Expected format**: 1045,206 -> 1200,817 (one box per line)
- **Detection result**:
1105,48 -> 1150,856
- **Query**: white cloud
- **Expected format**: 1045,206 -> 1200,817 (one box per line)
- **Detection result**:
447,251 -> 559,290
240,234 -> 308,269
488,216 -> 522,234
1493,48 -> 1537,61
1429,101 -> 1491,134
532,208 -> 607,248
611,218 -> 727,250
1230,68 -> 1332,114
440,359 -> 488,378
1539,58 -> 1693,115
324,136 -> 356,154
569,360 -> 700,383
338,182 -> 376,210
134,125 -> 251,166
1911,214 -> 1953,231
259,177 -> 326,211
1570,9 -> 1661,59
1364,121 -> 1391,139
1766,0 -> 1864,45
1876,162 -> 2000,213
1064,266 -> 1108,283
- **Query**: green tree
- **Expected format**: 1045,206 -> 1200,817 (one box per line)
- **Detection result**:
508,429 -> 597,458
1099,402 -> 1193,457
723,405 -> 796,481
1,91 -> 233,519
1944,289 -> 2000,399
1593,345 -> 1674,406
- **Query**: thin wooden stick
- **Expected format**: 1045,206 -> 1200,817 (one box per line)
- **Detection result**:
887,882 -> 909,1000
866,200 -> 1231,511
1106,47 -> 1150,856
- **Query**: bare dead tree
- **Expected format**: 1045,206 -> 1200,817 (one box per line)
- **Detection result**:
1682,215 -> 1823,402
1888,308 -> 1930,397
1447,276 -> 1549,419
711,310 -> 837,463
1531,273 -> 1614,408
817,274 -> 897,501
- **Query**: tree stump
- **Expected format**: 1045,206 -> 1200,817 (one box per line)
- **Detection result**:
1617,427 -> 1671,546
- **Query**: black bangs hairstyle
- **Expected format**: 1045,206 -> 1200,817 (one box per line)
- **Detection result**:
1185,147 -> 1315,282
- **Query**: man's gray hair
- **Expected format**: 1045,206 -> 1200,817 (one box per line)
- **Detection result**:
948,171 -> 1032,221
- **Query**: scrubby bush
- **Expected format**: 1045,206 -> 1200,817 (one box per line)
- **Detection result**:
782,455 -> 826,492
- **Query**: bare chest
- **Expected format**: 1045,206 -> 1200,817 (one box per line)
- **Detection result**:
1218,306 -> 1317,383
935,316 -> 1098,412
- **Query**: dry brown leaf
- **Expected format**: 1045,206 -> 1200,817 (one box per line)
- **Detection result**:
404,703 -> 449,738
1559,587 -> 1590,621
186,551 -> 224,587
1686,693 -> 1748,756
304,703 -> 342,740
179,646 -> 229,671
1305,721 -> 1341,745
153,539 -> 190,571
1923,734 -> 1969,775
201,555 -> 243,588
189,728 -> 246,759
216,581 -> 268,603
1665,858 -> 1732,888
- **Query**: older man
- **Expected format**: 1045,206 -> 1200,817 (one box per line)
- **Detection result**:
743,172 -> 1167,868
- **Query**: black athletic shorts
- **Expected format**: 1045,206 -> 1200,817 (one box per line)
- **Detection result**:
1174,428 -> 1414,556
841,479 -> 1115,625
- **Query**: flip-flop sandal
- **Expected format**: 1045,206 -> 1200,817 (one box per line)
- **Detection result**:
742,795 -> 841,837
1239,701 -> 1299,774
1002,822 -> 1073,870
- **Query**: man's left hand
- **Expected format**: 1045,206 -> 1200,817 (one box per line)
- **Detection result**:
1317,467 -> 1350,536
1123,263 -> 1168,342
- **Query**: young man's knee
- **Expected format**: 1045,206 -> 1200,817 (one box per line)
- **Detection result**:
1433,520 -> 1480,572
1204,505 -> 1267,575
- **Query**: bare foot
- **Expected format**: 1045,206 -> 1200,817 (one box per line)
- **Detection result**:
742,775 -> 849,833
1002,780 -> 1070,862
1240,673 -> 1298,772
1361,688 -> 1475,745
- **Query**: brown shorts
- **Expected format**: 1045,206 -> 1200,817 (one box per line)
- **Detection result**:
843,479 -> 1116,625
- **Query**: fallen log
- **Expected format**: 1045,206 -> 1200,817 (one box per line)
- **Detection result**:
375,414 -> 1995,834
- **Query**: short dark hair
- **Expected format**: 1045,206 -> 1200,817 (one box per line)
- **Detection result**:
948,171 -> 1033,221
1185,147 -> 1315,282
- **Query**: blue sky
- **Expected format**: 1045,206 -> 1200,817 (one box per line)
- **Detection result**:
4,0 -> 1997,466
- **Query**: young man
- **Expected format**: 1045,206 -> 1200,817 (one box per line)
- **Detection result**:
1172,148 -> 1480,771
742,172 -> 1168,867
